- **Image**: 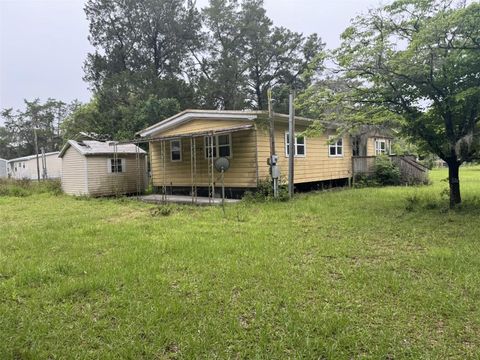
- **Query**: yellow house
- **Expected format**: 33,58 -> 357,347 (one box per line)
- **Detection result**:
137,110 -> 392,196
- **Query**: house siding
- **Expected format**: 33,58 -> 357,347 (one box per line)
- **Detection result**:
367,136 -> 392,156
256,123 -> 353,184
9,153 -> 62,180
150,119 -> 258,188
0,159 -> 6,178
61,147 -> 87,196
87,155 -> 147,196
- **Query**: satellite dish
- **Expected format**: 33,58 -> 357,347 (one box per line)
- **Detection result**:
214,157 -> 230,172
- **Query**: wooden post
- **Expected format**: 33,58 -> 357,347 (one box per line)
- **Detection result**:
351,156 -> 355,188
288,91 -> 295,198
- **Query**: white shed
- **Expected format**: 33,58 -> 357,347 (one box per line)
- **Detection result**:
59,140 -> 147,196
7,152 -> 62,180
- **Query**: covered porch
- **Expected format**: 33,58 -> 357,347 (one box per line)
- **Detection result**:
147,124 -> 258,204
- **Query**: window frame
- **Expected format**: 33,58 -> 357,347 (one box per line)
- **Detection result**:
170,139 -> 182,162
375,139 -> 389,155
204,134 -> 232,159
284,132 -> 307,158
328,136 -> 344,158
108,158 -> 126,174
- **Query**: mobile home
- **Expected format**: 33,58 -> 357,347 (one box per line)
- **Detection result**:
137,110 -> 394,195
7,152 -> 62,180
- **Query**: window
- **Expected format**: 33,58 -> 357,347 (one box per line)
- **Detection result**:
205,134 -> 232,158
285,133 -> 306,157
170,139 -> 182,162
375,139 -> 389,155
329,136 -> 343,157
109,158 -> 124,173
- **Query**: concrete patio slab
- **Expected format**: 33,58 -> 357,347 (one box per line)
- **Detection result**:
137,194 -> 241,206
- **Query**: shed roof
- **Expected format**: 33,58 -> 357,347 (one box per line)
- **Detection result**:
59,140 -> 146,158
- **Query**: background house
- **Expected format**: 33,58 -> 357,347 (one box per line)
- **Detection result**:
0,159 -> 7,178
7,152 -> 62,180
59,140 -> 147,196
137,110 -> 395,197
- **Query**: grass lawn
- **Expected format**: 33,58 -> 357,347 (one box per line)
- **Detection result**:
1,167 -> 480,359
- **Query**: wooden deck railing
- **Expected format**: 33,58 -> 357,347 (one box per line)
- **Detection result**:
353,155 -> 429,184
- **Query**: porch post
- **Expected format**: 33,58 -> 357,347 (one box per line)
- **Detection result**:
288,91 -> 295,198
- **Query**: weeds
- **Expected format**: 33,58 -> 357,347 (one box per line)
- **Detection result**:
0,179 -> 62,197
243,178 -> 289,202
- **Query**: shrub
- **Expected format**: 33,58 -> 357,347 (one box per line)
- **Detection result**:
243,178 -> 289,202
373,155 -> 401,186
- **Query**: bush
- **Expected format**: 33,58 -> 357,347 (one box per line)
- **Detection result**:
243,178 -> 289,202
353,174 -> 380,188
0,179 -> 62,197
373,155 -> 401,186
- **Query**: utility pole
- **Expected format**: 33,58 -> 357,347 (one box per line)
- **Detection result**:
268,88 -> 279,198
288,91 -> 295,198
41,147 -> 47,179
33,127 -> 41,181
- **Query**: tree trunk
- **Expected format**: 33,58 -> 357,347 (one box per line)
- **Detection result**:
448,161 -> 461,208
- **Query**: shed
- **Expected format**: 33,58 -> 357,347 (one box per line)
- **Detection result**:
7,152 -> 62,180
59,140 -> 147,196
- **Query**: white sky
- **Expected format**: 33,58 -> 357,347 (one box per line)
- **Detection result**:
0,0 -> 384,113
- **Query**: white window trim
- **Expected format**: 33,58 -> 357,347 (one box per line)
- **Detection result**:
284,132 -> 307,158
328,136 -> 344,158
170,139 -> 182,162
375,139 -> 390,155
107,158 -> 126,174
204,133 -> 233,159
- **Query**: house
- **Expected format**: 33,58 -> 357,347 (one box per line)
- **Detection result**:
137,110 -> 394,196
0,159 -> 7,178
7,152 -> 62,180
59,140 -> 147,196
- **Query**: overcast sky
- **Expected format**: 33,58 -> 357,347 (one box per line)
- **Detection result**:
0,0 -> 383,114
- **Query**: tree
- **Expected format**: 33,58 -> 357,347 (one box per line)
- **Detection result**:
84,0 -> 202,130
62,96 -> 181,141
197,0 -> 249,110
333,0 -> 480,207
197,0 -> 325,111
0,99 -> 74,158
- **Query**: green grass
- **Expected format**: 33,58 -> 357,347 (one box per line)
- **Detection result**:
1,167 -> 480,359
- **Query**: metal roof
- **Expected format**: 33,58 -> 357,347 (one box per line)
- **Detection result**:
122,124 -> 255,144
59,140 -> 146,158
136,109 -> 328,138
8,152 -> 60,163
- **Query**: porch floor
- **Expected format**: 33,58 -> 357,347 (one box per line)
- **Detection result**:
137,194 -> 241,206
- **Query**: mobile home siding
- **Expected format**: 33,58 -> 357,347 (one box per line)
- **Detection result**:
61,147 -> 87,195
367,137 -> 391,156
87,155 -> 147,196
9,153 -> 62,180
256,123 -> 353,183
150,120 -> 257,188
0,159 -> 6,178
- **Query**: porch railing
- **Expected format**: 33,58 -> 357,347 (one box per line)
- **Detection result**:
353,155 -> 429,184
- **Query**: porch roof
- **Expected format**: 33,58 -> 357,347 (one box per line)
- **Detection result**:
127,124 -> 255,144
